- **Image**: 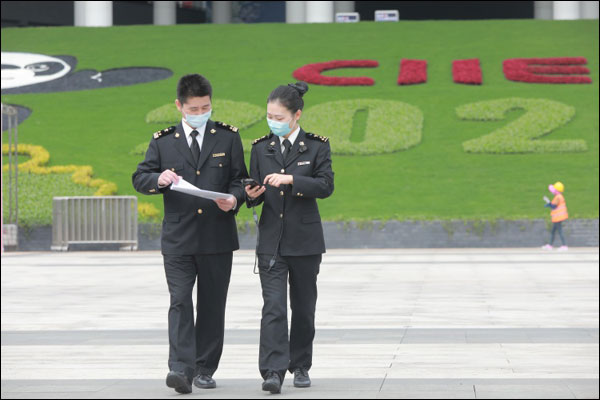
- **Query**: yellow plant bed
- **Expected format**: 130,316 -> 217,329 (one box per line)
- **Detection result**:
2,143 -> 159,220
137,202 -> 161,220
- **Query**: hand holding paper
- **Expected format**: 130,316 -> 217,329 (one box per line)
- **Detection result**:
158,169 -> 180,187
215,196 -> 237,212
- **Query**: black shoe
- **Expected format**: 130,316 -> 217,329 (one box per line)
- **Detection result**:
262,372 -> 282,394
166,371 -> 192,394
293,368 -> 311,388
193,374 -> 216,389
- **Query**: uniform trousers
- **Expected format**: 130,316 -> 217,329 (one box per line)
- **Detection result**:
163,252 -> 232,380
257,253 -> 322,381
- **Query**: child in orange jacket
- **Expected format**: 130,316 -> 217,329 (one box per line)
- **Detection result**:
542,181 -> 568,251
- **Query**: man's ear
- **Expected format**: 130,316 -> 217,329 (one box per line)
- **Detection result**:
175,99 -> 182,113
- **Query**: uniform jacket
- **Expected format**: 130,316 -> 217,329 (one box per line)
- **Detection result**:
247,128 -> 334,256
132,120 -> 248,255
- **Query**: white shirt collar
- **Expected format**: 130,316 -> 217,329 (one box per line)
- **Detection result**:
181,118 -> 207,145
279,126 -> 301,148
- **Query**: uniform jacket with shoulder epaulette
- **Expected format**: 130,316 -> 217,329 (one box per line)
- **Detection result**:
246,128 -> 334,256
132,120 -> 248,255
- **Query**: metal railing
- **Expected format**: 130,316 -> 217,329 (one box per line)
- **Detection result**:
52,196 -> 138,251
2,104 -> 19,250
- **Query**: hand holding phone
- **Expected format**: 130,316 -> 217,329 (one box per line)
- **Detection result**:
243,178 -> 262,188
243,178 -> 266,200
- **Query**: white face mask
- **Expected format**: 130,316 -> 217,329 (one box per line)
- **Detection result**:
267,117 -> 294,136
185,109 -> 211,128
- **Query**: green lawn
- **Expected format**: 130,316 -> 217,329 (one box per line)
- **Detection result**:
1,19 -> 598,225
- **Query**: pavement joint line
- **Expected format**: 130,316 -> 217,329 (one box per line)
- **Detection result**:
2,249 -> 599,256
4,260 -> 597,267
378,372 -> 387,393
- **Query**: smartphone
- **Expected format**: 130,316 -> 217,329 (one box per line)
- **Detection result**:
243,178 -> 262,188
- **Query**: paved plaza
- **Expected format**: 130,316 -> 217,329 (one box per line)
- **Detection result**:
1,248 -> 598,398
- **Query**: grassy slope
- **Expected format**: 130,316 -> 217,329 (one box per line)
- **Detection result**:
1,20 -> 598,223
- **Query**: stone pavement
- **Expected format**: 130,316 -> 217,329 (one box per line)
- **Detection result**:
1,248 -> 598,399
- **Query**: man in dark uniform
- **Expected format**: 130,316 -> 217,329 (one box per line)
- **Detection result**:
245,119 -> 334,393
132,74 -> 248,394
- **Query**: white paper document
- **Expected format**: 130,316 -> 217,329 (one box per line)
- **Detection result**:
170,178 -> 234,201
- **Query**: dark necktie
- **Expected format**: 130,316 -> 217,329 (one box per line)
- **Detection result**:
282,139 -> 292,161
190,130 -> 201,165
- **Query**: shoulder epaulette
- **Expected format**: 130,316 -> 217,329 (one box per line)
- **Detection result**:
153,126 -> 176,140
306,132 -> 329,143
215,121 -> 239,133
252,134 -> 272,145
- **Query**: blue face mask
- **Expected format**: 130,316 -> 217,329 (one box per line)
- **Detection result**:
267,117 -> 294,137
185,109 -> 212,128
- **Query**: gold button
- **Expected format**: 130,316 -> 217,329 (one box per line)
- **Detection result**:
197,209 -> 203,214
196,170 -> 201,175
171,168 -> 175,171
219,163 -> 223,167
297,193 -> 302,196
149,189 -> 156,193
280,191 -> 284,196
280,213 -> 283,218
280,169 -> 285,173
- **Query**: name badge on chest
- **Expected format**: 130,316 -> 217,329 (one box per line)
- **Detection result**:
297,161 -> 311,166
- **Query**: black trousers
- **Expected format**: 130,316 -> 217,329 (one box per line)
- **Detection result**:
163,252 -> 232,380
258,253 -> 322,381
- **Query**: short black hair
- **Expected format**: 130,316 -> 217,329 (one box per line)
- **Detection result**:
267,81 -> 309,114
177,74 -> 212,104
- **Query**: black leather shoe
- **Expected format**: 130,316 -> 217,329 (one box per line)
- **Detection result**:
262,372 -> 282,394
166,371 -> 192,394
193,374 -> 216,389
293,368 -> 311,388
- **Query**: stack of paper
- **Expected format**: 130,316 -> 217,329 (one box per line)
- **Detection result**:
171,178 -> 234,201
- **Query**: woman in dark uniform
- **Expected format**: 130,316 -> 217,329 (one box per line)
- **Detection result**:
245,81 -> 334,394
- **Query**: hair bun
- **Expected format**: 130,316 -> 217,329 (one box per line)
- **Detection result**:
288,81 -> 309,97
